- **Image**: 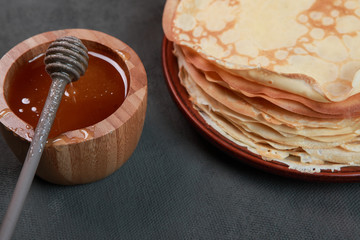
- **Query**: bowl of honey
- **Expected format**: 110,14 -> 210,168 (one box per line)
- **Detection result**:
0,29 -> 147,185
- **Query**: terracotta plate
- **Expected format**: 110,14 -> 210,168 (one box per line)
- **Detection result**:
162,37 -> 360,182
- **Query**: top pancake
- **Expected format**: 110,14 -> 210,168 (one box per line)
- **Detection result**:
164,0 -> 360,102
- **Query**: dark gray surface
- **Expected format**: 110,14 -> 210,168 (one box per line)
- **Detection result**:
0,1 -> 360,239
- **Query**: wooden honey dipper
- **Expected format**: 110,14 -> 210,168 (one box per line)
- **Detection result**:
0,36 -> 89,240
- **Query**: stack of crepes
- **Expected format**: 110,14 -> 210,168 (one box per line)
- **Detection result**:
163,0 -> 360,171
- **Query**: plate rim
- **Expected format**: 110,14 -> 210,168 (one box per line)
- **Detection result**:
161,36 -> 360,182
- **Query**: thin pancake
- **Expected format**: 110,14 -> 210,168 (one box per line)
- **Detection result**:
175,44 -> 360,129
184,62 -> 360,164
181,45 -> 360,118
192,73 -> 360,139
166,0 -> 360,102
177,49 -> 358,150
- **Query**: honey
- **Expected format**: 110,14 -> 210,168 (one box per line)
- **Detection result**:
6,50 -> 128,138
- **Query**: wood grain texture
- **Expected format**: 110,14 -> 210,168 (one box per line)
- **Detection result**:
0,29 -> 147,185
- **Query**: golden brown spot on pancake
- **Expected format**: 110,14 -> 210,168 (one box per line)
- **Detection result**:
234,39 -> 258,57
171,0 -> 360,101
334,0 -> 342,7
310,11 -> 323,20
196,0 -> 239,32
175,13 -> 196,31
275,50 -> 288,60
324,80 -> 352,98
340,61 -> 360,81
322,17 -> 335,26
336,15 -> 360,33
356,9 -> 360,16
310,28 -> 325,39
294,47 -> 308,55
331,9 -> 340,17
179,33 -> 190,41
342,34 -> 360,59
299,37 -> 310,42
345,0 -> 357,9
250,56 -> 270,67
298,14 -> 309,23
314,35 -> 348,62
303,43 -> 316,52
193,26 -> 203,37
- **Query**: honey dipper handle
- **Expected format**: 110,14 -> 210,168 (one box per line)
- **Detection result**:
0,78 -> 68,240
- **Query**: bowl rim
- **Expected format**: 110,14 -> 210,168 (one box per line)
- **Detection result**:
0,28 -> 147,146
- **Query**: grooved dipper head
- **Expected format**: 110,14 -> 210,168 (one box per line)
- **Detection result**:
44,36 -> 89,83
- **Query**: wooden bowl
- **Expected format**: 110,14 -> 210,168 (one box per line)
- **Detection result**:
0,29 -> 147,185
